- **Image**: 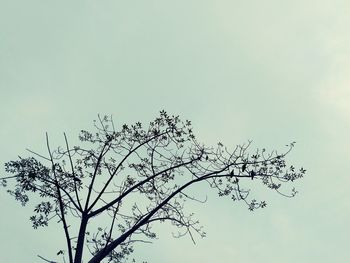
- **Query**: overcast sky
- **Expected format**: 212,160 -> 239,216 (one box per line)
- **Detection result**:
1,1 -> 349,262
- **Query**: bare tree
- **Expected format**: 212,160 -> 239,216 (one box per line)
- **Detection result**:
1,111 -> 305,263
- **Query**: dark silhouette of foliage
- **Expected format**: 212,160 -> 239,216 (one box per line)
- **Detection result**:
1,111 -> 305,263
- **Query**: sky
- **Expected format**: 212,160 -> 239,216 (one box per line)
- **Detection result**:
0,0 -> 349,262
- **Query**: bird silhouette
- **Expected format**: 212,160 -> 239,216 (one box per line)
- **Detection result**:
242,163 -> 247,172
250,170 -> 256,180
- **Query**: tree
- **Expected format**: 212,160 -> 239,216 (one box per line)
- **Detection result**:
1,111 -> 305,263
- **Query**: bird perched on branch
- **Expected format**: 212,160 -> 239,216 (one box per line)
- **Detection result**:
250,170 -> 256,180
230,169 -> 234,177
242,163 -> 247,172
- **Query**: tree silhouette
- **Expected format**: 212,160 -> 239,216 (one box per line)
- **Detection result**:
1,111 -> 305,263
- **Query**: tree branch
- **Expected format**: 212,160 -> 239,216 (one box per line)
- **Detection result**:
64,133 -> 83,212
84,141 -> 110,211
88,157 -> 198,218
46,133 -> 74,263
87,132 -> 168,212
37,255 -> 57,263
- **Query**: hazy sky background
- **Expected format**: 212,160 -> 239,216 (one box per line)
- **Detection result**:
1,0 -> 349,262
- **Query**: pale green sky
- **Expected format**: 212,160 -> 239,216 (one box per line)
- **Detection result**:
1,0 -> 349,262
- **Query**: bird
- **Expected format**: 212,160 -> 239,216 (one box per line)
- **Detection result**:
230,169 -> 234,177
250,170 -> 256,180
242,163 -> 247,172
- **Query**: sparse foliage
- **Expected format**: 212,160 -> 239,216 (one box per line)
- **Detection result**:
1,111 -> 305,263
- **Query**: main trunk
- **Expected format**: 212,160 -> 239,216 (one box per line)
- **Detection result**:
74,214 -> 89,263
